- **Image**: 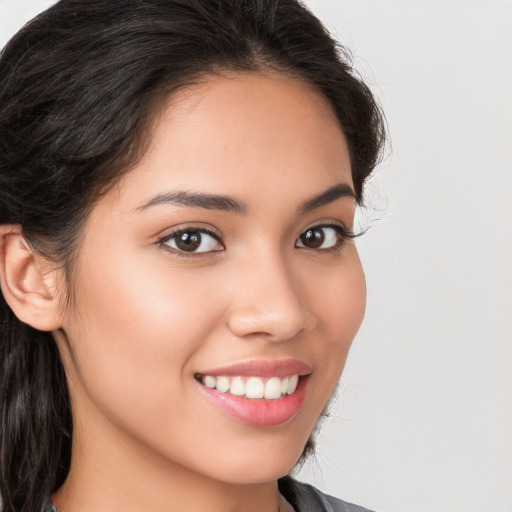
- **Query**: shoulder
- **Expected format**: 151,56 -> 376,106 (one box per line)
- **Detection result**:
278,476 -> 375,512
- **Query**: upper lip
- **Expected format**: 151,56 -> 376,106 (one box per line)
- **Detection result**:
197,359 -> 312,378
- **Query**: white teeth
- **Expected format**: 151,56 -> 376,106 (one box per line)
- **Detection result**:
281,377 -> 289,395
245,377 -> 265,399
229,376 -> 245,396
204,375 -> 216,389
287,375 -> 299,395
199,374 -> 302,400
216,376 -> 230,393
264,377 -> 282,399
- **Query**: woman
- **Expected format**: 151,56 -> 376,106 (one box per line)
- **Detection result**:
0,1 -> 385,511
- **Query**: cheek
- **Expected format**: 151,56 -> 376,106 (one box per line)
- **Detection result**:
307,248 -> 366,381
63,250 -> 225,420
328,259 -> 366,345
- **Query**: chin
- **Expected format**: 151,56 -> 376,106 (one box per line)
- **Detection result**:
197,433 -> 310,485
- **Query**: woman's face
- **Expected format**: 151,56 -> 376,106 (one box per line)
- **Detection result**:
56,73 -> 366,485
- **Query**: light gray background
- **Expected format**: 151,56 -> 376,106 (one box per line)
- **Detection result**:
1,1 -> 511,511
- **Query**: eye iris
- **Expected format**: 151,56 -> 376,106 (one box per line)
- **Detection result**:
175,231 -> 201,251
301,228 -> 324,248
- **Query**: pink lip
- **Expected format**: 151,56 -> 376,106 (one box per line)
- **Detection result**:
197,375 -> 309,427
197,359 -> 312,378
195,359 -> 312,427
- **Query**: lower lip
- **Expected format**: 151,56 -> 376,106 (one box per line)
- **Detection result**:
197,376 -> 309,427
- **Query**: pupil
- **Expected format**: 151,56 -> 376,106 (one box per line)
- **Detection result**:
176,231 -> 201,251
302,228 -> 324,248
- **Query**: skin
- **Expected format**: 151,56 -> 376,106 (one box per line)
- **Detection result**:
6,73 -> 367,512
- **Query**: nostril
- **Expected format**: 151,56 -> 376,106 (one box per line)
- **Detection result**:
227,308 -> 315,342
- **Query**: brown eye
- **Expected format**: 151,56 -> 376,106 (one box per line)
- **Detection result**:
163,229 -> 222,253
298,228 -> 325,248
175,231 -> 201,251
295,225 -> 341,250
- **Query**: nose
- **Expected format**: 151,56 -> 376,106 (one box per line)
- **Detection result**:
226,253 -> 317,342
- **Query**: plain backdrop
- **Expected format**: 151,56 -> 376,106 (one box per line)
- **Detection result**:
1,1 -> 511,512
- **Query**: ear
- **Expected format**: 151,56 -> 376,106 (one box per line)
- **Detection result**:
0,224 -> 64,331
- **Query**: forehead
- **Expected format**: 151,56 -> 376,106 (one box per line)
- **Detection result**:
103,72 -> 352,214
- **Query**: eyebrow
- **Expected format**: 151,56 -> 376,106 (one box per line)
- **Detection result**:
136,182 -> 355,214
136,190 -> 246,213
298,183 -> 355,213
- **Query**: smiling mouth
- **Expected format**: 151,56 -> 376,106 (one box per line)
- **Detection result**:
194,373 -> 300,400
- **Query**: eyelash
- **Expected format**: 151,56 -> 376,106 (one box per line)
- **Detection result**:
296,223 -> 356,252
157,226 -> 223,259
156,223 -> 356,259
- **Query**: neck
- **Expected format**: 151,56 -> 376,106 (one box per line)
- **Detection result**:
53,414 -> 283,512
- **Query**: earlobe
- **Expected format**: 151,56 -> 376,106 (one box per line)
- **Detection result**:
0,224 -> 64,331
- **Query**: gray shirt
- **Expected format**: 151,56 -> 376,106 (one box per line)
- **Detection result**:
279,477 -> 374,512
